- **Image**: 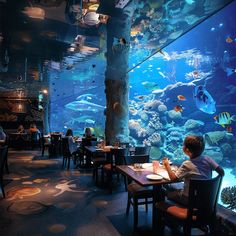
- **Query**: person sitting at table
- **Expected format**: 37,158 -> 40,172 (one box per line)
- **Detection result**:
0,126 -> 6,145
65,129 -> 78,154
29,123 -> 39,134
84,127 -> 92,138
162,135 -> 224,206
17,125 -> 26,134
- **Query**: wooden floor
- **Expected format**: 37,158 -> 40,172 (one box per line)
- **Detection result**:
0,149 -> 213,236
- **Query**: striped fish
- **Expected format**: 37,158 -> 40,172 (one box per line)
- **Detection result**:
214,112 -> 236,128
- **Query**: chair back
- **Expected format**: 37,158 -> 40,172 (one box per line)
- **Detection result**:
82,137 -> 97,147
110,148 -> 129,166
126,154 -> 149,165
30,131 -> 39,141
119,142 -> 130,148
188,174 -> 223,224
51,134 -> 62,144
133,146 -> 151,155
0,146 -> 8,176
62,137 -> 71,158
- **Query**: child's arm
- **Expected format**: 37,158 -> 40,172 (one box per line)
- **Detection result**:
163,158 -> 178,180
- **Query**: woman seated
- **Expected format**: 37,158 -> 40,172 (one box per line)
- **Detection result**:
65,129 -> 81,166
0,126 -> 6,145
65,129 -> 77,154
17,125 -> 26,134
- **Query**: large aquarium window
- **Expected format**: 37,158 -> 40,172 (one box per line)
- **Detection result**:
128,1 -> 236,212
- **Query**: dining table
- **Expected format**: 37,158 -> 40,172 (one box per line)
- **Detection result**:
117,164 -> 180,232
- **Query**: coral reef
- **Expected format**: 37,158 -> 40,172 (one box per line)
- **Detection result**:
205,131 -> 226,146
167,110 -> 182,120
158,104 -> 167,113
221,186 -> 236,210
184,119 -> 204,130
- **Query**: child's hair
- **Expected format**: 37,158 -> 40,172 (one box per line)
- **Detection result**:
66,129 -> 73,136
183,136 -> 205,158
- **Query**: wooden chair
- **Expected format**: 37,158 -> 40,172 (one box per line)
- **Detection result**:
103,148 -> 129,193
0,146 -> 8,198
61,137 -> 72,169
41,135 -> 51,157
50,134 -> 62,157
156,174 -> 224,235
125,154 -> 153,231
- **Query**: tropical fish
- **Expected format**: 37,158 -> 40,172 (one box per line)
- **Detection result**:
226,126 -> 233,133
177,95 -> 186,101
193,85 -> 216,114
174,105 -> 183,112
214,112 -> 236,128
225,68 -> 236,76
226,37 -> 233,43
135,95 -> 144,100
142,81 -> 159,91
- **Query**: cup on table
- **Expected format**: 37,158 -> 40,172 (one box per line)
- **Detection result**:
134,163 -> 141,170
152,160 -> 159,174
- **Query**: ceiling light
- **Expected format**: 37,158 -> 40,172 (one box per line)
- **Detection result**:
22,7 -> 45,20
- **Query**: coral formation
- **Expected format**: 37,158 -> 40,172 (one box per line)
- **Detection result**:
167,110 -> 182,120
184,119 -> 204,130
205,131 -> 226,145
221,186 -> 236,210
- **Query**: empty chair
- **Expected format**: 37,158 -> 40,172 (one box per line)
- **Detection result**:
156,174 -> 224,235
125,154 -> 153,231
103,148 -> 129,193
0,146 -> 8,198
131,146 -> 151,156
50,134 -> 62,157
61,137 -> 72,169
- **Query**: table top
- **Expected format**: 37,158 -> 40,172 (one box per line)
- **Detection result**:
85,145 -> 121,153
117,165 -> 178,187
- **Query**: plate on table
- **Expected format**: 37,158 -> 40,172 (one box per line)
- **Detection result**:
146,174 -> 163,181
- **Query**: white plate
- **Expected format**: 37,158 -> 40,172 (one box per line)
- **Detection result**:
146,174 -> 163,180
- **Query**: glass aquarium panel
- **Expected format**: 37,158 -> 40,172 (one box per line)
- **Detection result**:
128,1 -> 236,211
129,0 -> 233,71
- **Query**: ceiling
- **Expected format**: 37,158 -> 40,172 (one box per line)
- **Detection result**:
0,0 -> 234,91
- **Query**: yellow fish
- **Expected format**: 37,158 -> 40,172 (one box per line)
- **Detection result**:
214,112 -> 236,128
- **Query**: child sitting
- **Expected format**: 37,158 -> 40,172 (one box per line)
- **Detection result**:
163,135 -> 224,205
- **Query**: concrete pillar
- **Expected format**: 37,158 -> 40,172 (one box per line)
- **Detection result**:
104,5 -> 134,145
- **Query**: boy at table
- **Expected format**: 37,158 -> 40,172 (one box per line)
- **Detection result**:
163,135 -> 224,205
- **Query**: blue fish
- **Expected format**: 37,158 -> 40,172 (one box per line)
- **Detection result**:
193,85 -> 216,114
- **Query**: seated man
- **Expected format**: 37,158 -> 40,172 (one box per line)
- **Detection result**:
163,135 -> 224,205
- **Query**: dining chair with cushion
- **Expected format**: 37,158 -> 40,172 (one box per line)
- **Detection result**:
102,148 -> 129,193
0,146 -> 8,198
61,137 -> 72,169
80,137 -> 97,167
125,154 -> 153,231
156,173 -> 224,235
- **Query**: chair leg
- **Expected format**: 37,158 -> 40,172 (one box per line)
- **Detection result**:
67,157 -> 70,170
183,225 -> 191,236
123,175 -> 127,191
145,197 -> 148,212
126,194 -> 131,215
5,160 -> 9,174
0,178 -> 5,198
133,198 -> 138,231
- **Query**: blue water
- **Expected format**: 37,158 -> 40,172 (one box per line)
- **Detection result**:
49,1 -> 236,211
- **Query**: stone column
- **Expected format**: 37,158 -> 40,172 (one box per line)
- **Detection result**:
104,5 -> 134,145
